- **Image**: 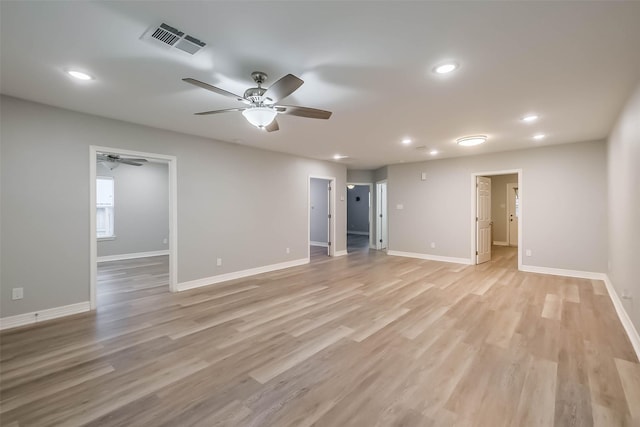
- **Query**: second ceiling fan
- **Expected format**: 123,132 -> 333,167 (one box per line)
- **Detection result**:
183,71 -> 332,132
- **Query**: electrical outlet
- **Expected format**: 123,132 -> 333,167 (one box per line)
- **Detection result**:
430,242 -> 436,249
12,288 -> 23,300
286,247 -> 290,254
525,249 -> 532,257
216,258 -> 222,266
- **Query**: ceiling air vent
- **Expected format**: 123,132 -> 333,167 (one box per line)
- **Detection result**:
142,23 -> 206,55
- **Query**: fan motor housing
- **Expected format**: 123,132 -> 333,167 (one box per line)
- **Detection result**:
244,87 -> 267,103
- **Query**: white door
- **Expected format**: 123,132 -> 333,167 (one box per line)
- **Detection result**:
376,182 -> 388,250
327,182 -> 332,256
476,176 -> 491,264
507,183 -> 519,247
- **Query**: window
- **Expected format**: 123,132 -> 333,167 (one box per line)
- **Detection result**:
97,177 -> 114,238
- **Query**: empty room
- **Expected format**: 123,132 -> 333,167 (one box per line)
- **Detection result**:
1,1 -> 639,426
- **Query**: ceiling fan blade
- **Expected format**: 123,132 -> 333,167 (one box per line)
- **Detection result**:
118,159 -> 144,166
183,78 -> 246,102
195,107 -> 246,116
263,74 -> 303,103
119,158 -> 148,163
276,105 -> 332,120
264,118 -> 279,132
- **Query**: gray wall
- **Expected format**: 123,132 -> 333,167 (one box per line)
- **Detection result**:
347,185 -> 370,234
490,173 -> 518,244
1,96 -> 347,317
607,83 -> 640,332
347,169 -> 374,183
310,178 -> 329,244
97,161 -> 169,257
387,140 -> 607,272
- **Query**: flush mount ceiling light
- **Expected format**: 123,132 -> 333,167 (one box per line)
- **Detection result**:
66,70 -> 93,80
456,135 -> 487,146
533,133 -> 546,140
521,114 -> 539,122
402,138 -> 412,145
241,107 -> 277,128
433,63 -> 458,74
430,150 -> 439,155
333,154 -> 348,160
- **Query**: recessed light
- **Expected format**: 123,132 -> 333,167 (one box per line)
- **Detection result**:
533,133 -> 546,140
521,114 -> 539,122
434,63 -> 458,74
430,150 -> 438,155
456,135 -> 487,146
66,70 -> 93,80
402,138 -> 412,145
333,154 -> 348,160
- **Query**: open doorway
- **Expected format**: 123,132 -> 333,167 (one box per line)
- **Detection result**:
90,146 -> 177,310
346,183 -> 372,253
471,170 -> 522,270
308,176 -> 336,260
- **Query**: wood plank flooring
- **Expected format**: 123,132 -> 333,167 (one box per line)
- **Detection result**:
1,247 -> 639,426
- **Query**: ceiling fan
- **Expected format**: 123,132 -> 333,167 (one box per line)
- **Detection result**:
97,153 -> 148,170
183,71 -> 332,132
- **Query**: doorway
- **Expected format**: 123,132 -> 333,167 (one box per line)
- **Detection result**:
376,180 -> 388,250
346,183 -> 373,253
471,170 -> 522,269
90,146 -> 177,310
308,176 -> 336,259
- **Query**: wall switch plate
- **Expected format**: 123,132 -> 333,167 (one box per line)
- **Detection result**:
216,258 -> 222,266
163,238 -> 168,244
340,195 -> 345,201
525,249 -> 532,257
430,242 -> 436,249
12,288 -> 23,300
421,172 -> 427,181
396,204 -> 404,210
286,247 -> 290,254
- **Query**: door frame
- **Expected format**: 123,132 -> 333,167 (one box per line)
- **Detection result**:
376,180 -> 388,250
90,145 -> 178,310
308,175 -> 336,258
470,169 -> 522,269
346,182 -> 374,249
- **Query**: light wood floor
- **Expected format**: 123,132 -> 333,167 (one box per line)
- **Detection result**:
1,248 -> 639,426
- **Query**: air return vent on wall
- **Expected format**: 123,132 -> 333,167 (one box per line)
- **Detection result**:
142,23 -> 206,55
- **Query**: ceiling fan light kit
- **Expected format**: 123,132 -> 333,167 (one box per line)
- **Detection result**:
242,107 -> 277,128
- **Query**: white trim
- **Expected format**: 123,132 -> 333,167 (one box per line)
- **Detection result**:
0,302 -> 91,331
310,241 -> 328,247
334,250 -> 348,257
387,250 -> 472,265
376,180 -> 388,250
519,265 -> 606,280
90,146 -> 178,310
470,169 -> 522,269
177,258 -> 309,292
347,231 -> 370,236
604,275 -> 640,361
97,250 -> 170,263
493,241 -> 509,246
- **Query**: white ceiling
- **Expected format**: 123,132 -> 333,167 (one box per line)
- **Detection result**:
2,1 -> 639,169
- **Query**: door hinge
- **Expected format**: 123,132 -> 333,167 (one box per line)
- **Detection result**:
328,241 -> 332,246
476,251 -> 478,255
380,239 -> 383,243
328,214 -> 331,219
379,214 -> 383,218
476,217 -> 478,221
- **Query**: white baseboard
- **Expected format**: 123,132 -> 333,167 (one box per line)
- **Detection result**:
97,250 -> 169,263
387,250 -> 472,265
0,301 -> 91,331
493,241 -> 509,246
334,250 -> 348,257
347,231 -> 369,236
603,275 -> 640,362
176,258 -> 309,292
310,241 -> 328,248
519,265 -> 606,280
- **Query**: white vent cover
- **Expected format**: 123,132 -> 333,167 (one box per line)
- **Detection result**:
142,23 -> 206,55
